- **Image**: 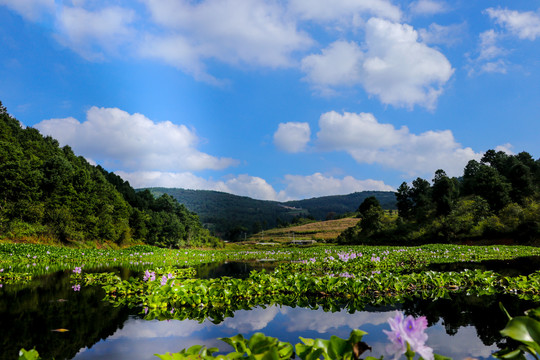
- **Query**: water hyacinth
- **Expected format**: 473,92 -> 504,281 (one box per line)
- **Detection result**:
143,270 -> 156,282
160,275 -> 168,286
383,311 -> 433,360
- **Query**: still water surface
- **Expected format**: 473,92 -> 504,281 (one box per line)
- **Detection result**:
1,260 -> 538,359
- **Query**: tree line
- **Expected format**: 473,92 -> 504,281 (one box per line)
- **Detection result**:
339,150 -> 540,244
0,101 -> 220,247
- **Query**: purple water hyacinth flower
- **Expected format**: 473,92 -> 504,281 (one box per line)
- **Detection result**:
72,284 -> 81,291
383,311 -> 433,360
160,275 -> 168,286
143,270 -> 156,282
73,267 -> 82,274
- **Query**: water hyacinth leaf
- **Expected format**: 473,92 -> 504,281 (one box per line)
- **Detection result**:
220,334 -> 249,354
526,308 -> 540,322
328,336 -> 348,358
493,348 -> 527,360
500,316 -> 540,354
433,354 -> 453,360
18,349 -> 40,360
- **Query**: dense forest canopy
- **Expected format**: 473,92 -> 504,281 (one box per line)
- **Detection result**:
147,188 -> 396,240
0,101 -> 219,247
339,150 -> 540,244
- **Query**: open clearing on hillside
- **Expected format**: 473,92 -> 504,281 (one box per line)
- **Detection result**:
249,217 -> 361,243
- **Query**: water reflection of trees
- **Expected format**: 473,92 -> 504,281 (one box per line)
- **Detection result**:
0,271 -> 135,360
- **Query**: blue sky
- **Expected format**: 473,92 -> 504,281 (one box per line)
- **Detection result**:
1,0 -> 539,201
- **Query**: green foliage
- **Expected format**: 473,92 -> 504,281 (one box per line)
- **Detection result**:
494,304 -> 540,360
338,149 -> 539,245
155,330 -> 373,360
0,102 -> 218,248
18,348 -> 40,360
148,188 -> 396,239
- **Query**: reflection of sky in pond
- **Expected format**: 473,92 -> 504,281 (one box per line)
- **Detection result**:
73,306 -> 498,360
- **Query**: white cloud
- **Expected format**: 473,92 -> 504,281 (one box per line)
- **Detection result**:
35,106 -> 237,173
115,171 -> 280,201
409,0 -> 449,16
0,0 -> 54,21
419,23 -> 466,46
467,30 -> 508,76
427,323 -> 499,359
140,0 -> 313,77
109,318 -> 206,339
288,0 -> 401,24
55,5 -> 136,61
221,306 -> 280,333
316,111 -> 483,177
477,30 -> 505,61
281,307 -> 394,333
495,143 -> 514,155
116,170 -> 393,201
302,18 -> 454,109
486,7 -> 540,40
480,59 -> 507,74
301,41 -> 364,93
273,122 -> 311,153
281,173 -> 394,200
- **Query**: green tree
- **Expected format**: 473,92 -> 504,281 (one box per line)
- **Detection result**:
475,165 -> 511,212
507,158 -> 534,203
396,182 -> 413,219
357,196 -> 380,216
410,177 -> 432,222
431,169 -> 459,216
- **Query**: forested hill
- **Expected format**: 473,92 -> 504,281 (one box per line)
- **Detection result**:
146,188 -> 396,239
0,101 -> 218,247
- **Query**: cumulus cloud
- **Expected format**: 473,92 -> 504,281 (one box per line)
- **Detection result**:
467,30 -> 508,75
477,30 -> 506,61
116,171 -> 393,201
419,23 -> 466,46
273,122 -> 311,153
0,0 -> 54,21
409,0 -> 449,16
222,306 -> 280,333
301,41 -> 364,93
315,111 -> 482,177
281,307 -> 394,333
139,0 -> 313,79
427,323 -> 499,359
486,7 -> 540,40
302,18 -> 454,109
55,5 -> 136,61
35,106 -> 237,172
115,171 -> 280,201
109,318 -> 206,339
288,0 -> 401,24
281,173 -> 394,200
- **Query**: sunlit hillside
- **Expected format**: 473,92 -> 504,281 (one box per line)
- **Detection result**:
248,217 -> 361,243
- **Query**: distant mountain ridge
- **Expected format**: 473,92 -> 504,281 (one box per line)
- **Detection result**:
144,188 -> 396,239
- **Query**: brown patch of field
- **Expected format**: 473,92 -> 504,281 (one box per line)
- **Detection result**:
249,217 -> 360,243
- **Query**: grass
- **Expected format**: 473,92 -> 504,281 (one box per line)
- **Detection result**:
247,217 -> 361,243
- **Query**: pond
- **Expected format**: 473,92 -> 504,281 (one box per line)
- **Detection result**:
1,258 -> 539,360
